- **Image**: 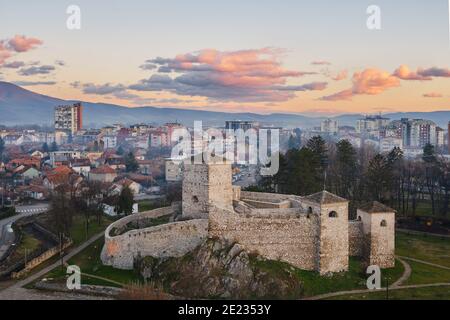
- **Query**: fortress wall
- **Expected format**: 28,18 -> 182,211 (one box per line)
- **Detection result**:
105,207 -> 174,236
241,199 -> 292,209
101,206 -> 208,270
209,207 -> 320,271
348,220 -> 364,257
318,204 -> 349,274
240,191 -> 293,203
367,214 -> 396,268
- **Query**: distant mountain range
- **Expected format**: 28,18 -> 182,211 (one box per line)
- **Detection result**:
0,81 -> 449,128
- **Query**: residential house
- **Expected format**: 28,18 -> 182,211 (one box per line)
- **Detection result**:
89,165 -> 117,183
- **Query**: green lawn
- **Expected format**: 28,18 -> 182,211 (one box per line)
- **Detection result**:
329,285 -> 450,300
15,234 -> 42,257
68,215 -> 113,246
405,261 -> 450,285
251,257 -> 404,298
138,200 -> 168,212
396,232 -> 450,268
43,237 -> 143,288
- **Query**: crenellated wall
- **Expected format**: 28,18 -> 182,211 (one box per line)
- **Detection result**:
101,207 -> 208,270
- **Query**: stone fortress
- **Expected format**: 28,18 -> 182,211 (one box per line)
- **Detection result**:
101,162 -> 395,275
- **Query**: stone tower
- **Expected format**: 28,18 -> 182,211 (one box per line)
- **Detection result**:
357,201 -> 395,268
303,191 -> 349,274
182,162 -> 233,219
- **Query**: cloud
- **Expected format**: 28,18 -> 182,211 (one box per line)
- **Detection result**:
0,35 -> 43,67
393,65 -> 431,81
321,68 -> 400,101
18,65 -> 56,76
55,60 -> 66,66
2,61 -> 25,69
0,42 -> 12,65
311,61 -> 331,65
272,82 -> 328,91
417,67 -> 450,78
72,81 -> 143,101
139,63 -> 157,70
423,92 -> 443,98
14,81 -> 56,86
130,48 -> 319,102
7,35 -> 42,53
79,83 -> 126,95
332,70 -> 348,81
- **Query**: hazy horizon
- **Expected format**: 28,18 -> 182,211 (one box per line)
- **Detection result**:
1,0 -> 450,116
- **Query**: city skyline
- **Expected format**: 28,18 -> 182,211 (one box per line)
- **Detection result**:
1,0 -> 450,116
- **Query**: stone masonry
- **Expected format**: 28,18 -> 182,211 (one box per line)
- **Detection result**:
102,162 -> 396,274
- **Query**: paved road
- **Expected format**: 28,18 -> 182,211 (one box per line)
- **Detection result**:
0,204 -> 49,261
0,231 -> 105,300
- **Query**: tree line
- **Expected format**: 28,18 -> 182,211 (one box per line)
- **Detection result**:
257,136 -> 449,218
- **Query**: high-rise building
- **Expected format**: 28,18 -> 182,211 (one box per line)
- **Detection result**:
225,120 -> 257,131
448,121 -> 450,154
436,127 -> 445,148
401,118 -> 437,148
356,115 -> 390,133
54,103 -> 83,135
321,119 -> 338,134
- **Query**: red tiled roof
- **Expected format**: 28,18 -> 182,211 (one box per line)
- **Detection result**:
91,165 -> 116,174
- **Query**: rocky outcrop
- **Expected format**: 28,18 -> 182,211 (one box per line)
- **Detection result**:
136,239 -> 303,299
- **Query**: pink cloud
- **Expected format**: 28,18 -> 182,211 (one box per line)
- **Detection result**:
0,42 -> 12,64
393,65 -> 431,81
321,68 -> 400,101
7,35 -> 42,52
131,48 -> 322,102
423,92 -> 443,98
332,70 -> 348,81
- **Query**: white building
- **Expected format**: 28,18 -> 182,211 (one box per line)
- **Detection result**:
54,103 -> 83,135
321,119 -> 338,135
380,137 -> 403,153
356,115 -> 390,133
102,135 -> 117,149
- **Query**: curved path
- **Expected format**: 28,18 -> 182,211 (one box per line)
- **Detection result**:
305,255 -> 450,300
0,232 -> 105,300
391,257 -> 412,288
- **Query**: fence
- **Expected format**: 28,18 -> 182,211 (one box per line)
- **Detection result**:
11,240 -> 73,279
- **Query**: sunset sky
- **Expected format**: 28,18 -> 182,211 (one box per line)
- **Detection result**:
1,0 -> 450,115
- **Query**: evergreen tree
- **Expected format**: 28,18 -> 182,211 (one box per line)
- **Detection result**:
116,186 -> 134,215
335,139 -> 357,199
50,141 -> 58,152
125,152 -> 139,172
42,142 -> 49,153
117,146 -> 125,156
0,137 -> 4,161
422,144 -> 436,163
366,154 -> 390,201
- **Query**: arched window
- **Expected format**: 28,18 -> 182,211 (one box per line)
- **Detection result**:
308,207 -> 313,214
329,211 -> 338,218
380,220 -> 387,227
192,196 -> 199,203
357,216 -> 362,221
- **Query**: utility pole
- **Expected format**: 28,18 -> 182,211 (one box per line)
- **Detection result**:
386,277 -> 389,300
59,232 -> 64,272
